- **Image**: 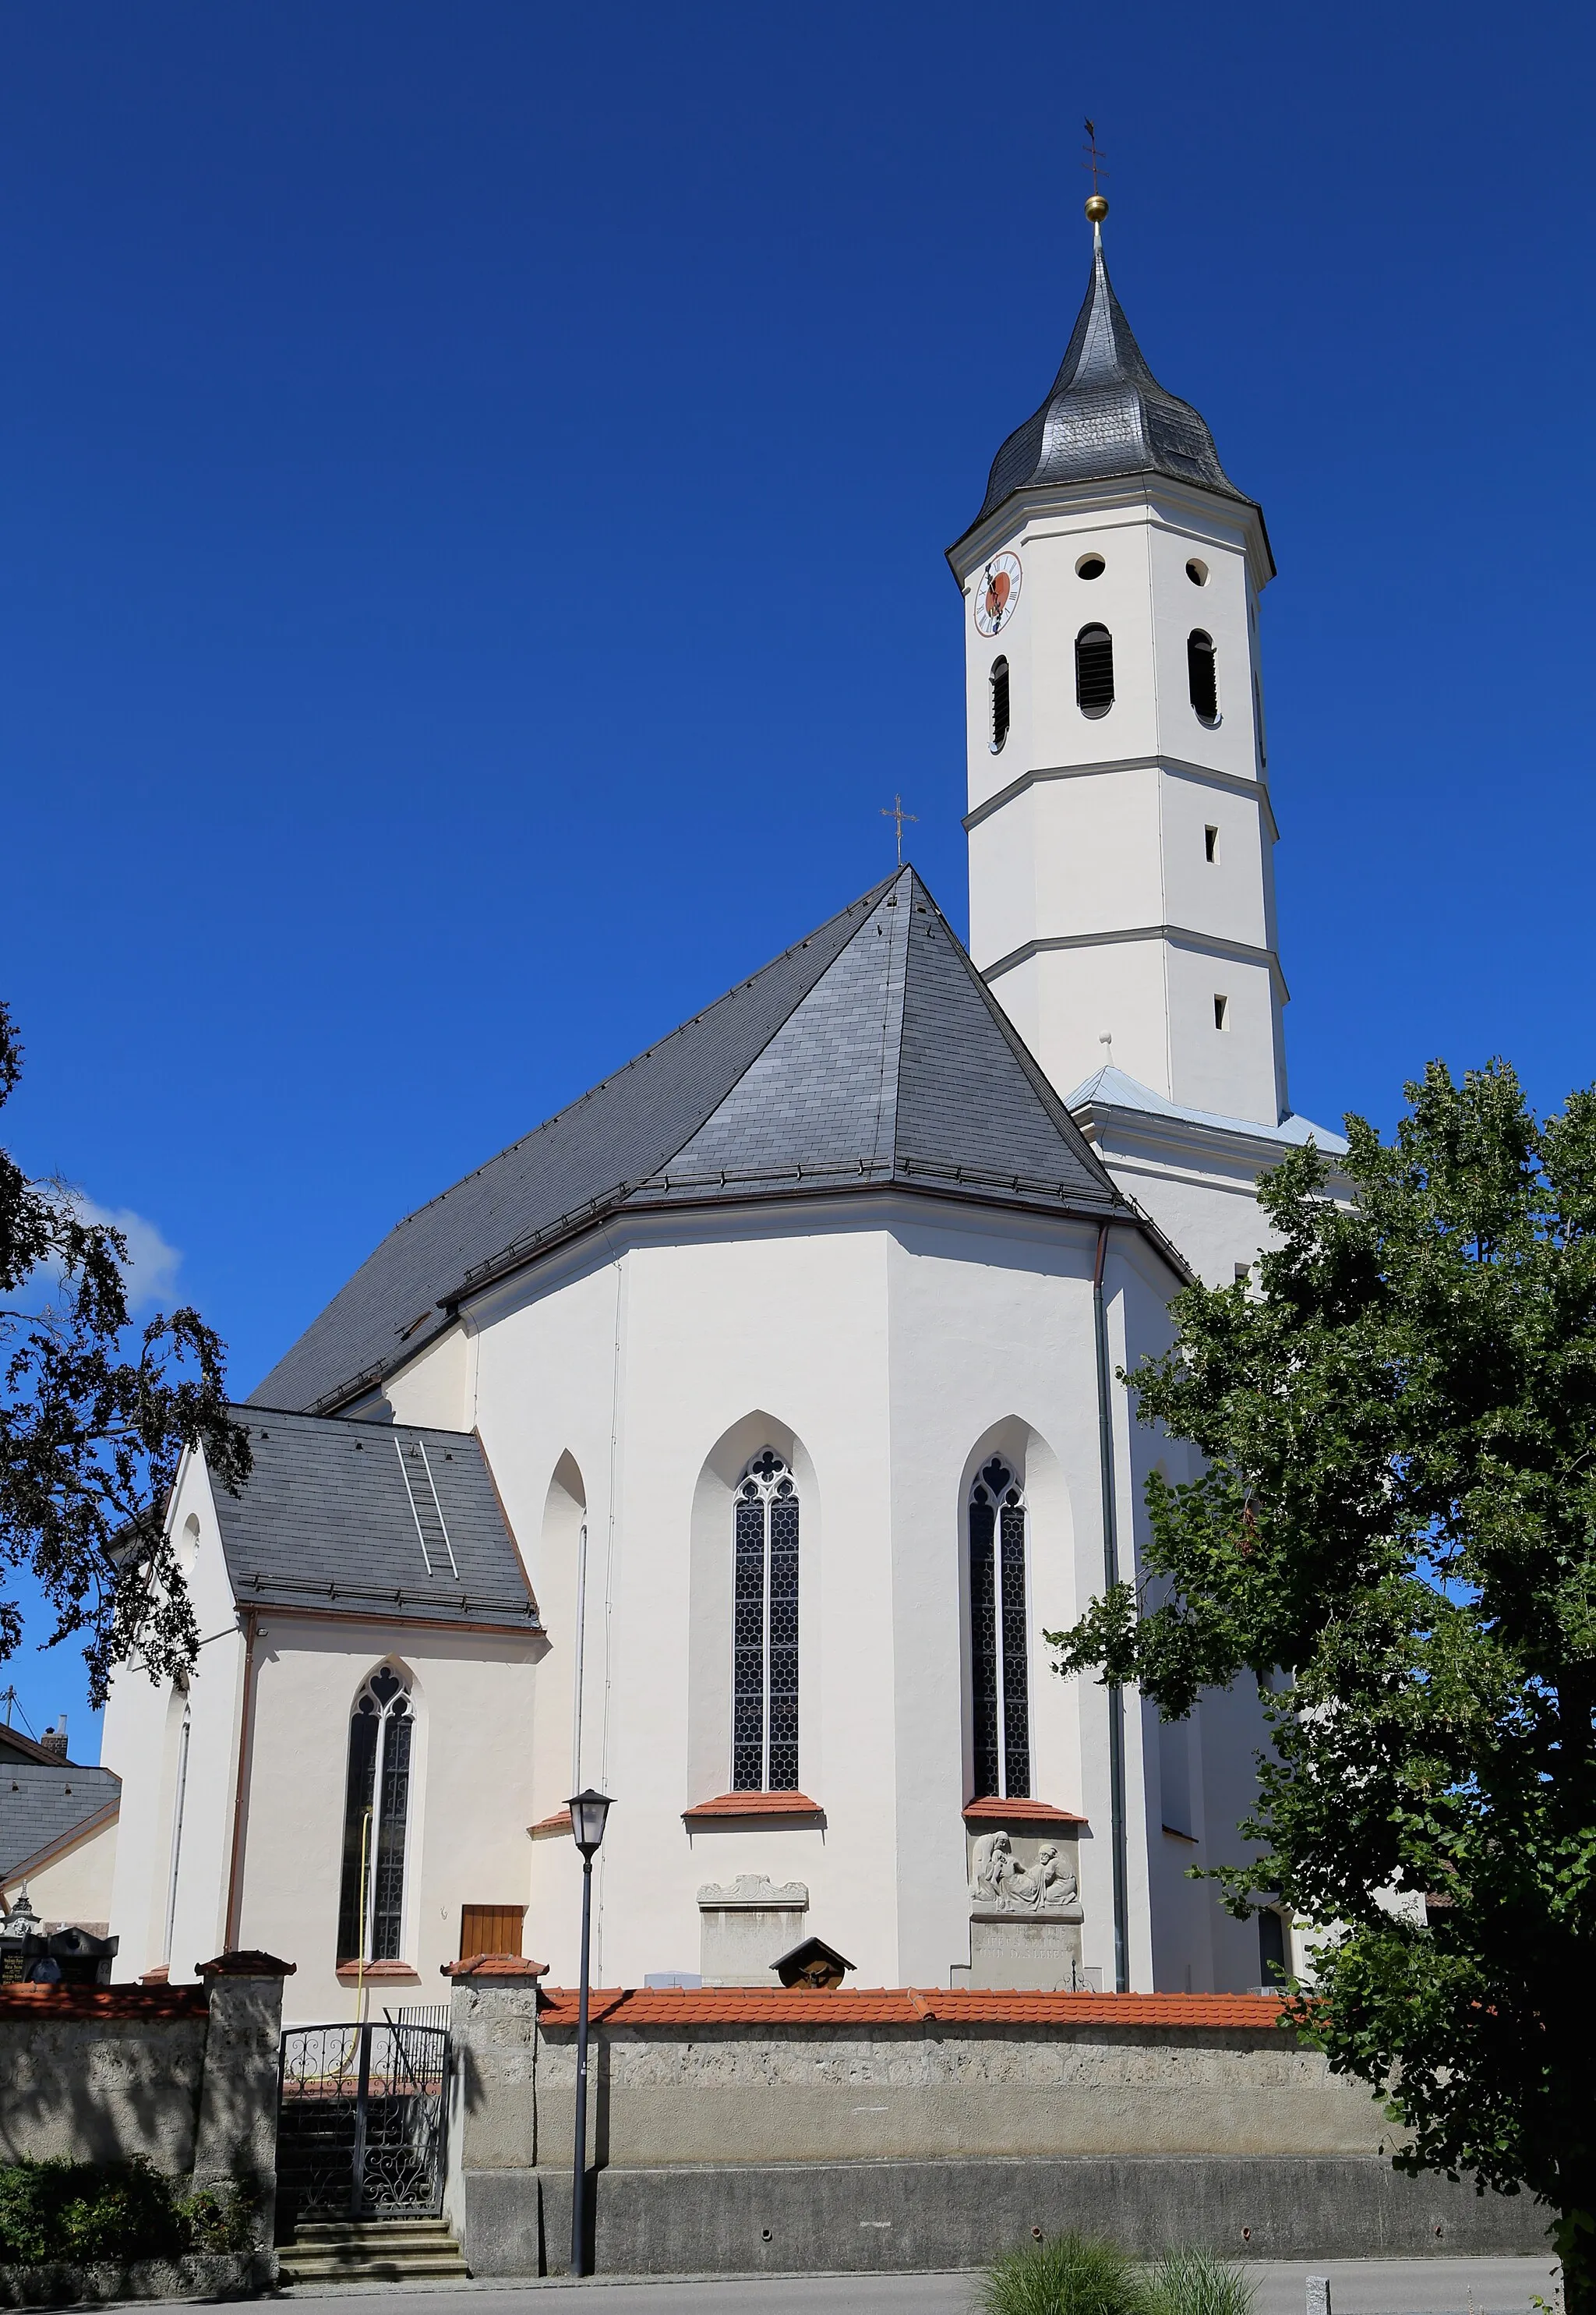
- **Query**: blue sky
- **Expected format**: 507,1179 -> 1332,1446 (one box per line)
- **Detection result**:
2,0 -> 1592,1746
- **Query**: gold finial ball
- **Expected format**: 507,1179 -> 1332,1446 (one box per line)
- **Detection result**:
1085,193 -> 1109,224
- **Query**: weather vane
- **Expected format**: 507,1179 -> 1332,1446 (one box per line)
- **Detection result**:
1082,118 -> 1109,227
881,795 -> 917,866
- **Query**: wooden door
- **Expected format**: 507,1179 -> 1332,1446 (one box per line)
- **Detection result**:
459,1903 -> 524,1960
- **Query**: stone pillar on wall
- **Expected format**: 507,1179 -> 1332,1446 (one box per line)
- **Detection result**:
192,1951 -> 296,2249
443,1953 -> 549,2277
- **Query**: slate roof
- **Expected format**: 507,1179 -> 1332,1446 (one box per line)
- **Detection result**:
215,1408 -> 540,1628
953,233 -> 1266,553
1067,1063 -> 1350,1156
254,867 -> 1143,1414
1,1765 -> 121,1884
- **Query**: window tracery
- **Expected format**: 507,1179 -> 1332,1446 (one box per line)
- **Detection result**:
337,1664 -> 415,1964
969,1456 -> 1030,1800
732,1449 -> 800,1792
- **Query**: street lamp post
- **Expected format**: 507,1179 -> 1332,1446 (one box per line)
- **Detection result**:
567,1787 -> 613,2278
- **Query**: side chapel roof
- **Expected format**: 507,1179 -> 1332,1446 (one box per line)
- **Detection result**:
2,1766 -> 121,1886
953,231 -> 1266,553
213,1408 -> 538,1628
253,867 -> 1148,1415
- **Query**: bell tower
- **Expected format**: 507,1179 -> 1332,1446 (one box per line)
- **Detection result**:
949,201 -> 1287,1130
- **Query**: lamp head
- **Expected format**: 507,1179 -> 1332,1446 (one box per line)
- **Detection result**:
567,1787 -> 614,1858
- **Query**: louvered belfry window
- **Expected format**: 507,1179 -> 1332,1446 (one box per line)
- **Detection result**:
337,1665 -> 415,1964
969,1457 -> 1030,1800
1188,629 -> 1219,723
1075,624 -> 1114,716
732,1449 -> 800,1790
989,655 -> 1011,751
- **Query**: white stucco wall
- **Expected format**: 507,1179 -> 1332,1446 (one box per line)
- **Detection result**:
450,1196 -> 1241,1995
105,1195 -> 1274,2009
231,1620 -> 538,2023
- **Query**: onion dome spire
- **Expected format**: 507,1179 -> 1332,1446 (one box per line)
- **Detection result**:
957,200 -> 1259,544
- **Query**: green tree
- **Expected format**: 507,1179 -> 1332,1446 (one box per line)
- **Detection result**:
0,1002 -> 249,1705
1051,1060 -> 1596,2305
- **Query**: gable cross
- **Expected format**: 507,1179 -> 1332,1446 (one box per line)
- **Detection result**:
880,794 -> 918,866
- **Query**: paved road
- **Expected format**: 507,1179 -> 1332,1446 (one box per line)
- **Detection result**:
278,2257 -> 1559,2315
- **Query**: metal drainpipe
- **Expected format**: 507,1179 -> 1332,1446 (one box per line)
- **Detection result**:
222,1607 -> 259,1952
1093,1223 -> 1130,1993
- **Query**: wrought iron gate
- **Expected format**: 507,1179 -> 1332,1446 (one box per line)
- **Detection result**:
277,2016 -> 448,2221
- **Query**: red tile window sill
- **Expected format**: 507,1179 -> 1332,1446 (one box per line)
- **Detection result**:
528,1808 -> 572,1840
962,1797 -> 1089,1827
335,1960 -> 419,1981
682,1791 -> 824,1825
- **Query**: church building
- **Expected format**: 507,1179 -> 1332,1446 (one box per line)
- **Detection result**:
101,207 -> 1344,2023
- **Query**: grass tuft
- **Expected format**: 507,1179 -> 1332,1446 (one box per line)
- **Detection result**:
974,2229 -> 1153,2315
1147,2250 -> 1257,2315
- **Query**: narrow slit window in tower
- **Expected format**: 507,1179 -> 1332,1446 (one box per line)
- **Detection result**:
1075,624 -> 1114,717
1204,825 -> 1220,864
989,656 -> 1010,752
1213,995 -> 1229,1030
1188,631 -> 1219,723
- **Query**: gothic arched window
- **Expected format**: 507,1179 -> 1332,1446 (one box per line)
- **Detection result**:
1188,629 -> 1219,723
336,1665 -> 415,1964
1075,624 -> 1114,717
989,655 -> 1011,752
731,1449 -> 800,1792
969,1456 -> 1030,1800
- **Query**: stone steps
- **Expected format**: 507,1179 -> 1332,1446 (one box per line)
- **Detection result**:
277,2218 -> 468,2286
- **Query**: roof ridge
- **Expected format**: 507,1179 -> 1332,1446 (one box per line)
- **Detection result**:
235,1402 -> 479,1439
640,867 -> 912,1192
895,871 -> 1128,1208
387,872 -> 901,1238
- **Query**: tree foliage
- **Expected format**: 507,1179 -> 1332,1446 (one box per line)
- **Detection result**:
0,1003 -> 249,1705
1050,1060 -> 1596,2295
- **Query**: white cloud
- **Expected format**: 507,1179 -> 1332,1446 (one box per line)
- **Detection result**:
58,1194 -> 183,1313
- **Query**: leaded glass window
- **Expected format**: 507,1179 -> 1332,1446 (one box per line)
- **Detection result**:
969,1457 -> 1030,1800
336,1665 -> 414,1964
731,1448 -> 800,1791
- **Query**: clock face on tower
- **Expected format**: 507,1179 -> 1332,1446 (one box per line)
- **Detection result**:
973,551 -> 1022,638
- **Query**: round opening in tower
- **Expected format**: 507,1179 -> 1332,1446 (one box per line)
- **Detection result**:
1075,553 -> 1106,581
1185,558 -> 1209,585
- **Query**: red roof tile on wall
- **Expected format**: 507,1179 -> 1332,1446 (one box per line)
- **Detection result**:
443,1954 -> 550,1979
0,1984 -> 209,2020
535,1987 -> 1297,2029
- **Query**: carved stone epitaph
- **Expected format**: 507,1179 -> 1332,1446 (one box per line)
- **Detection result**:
697,1875 -> 809,1988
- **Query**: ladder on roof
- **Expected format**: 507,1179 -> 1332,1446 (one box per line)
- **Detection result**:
393,1439 -> 460,1580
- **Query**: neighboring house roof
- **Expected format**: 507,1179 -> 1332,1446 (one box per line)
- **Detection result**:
217,1408 -> 540,1628
0,1727 -> 65,1768
1,1765 -> 121,1886
1065,1062 -> 1349,1158
952,237 -> 1267,556
254,867 -> 1144,1415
